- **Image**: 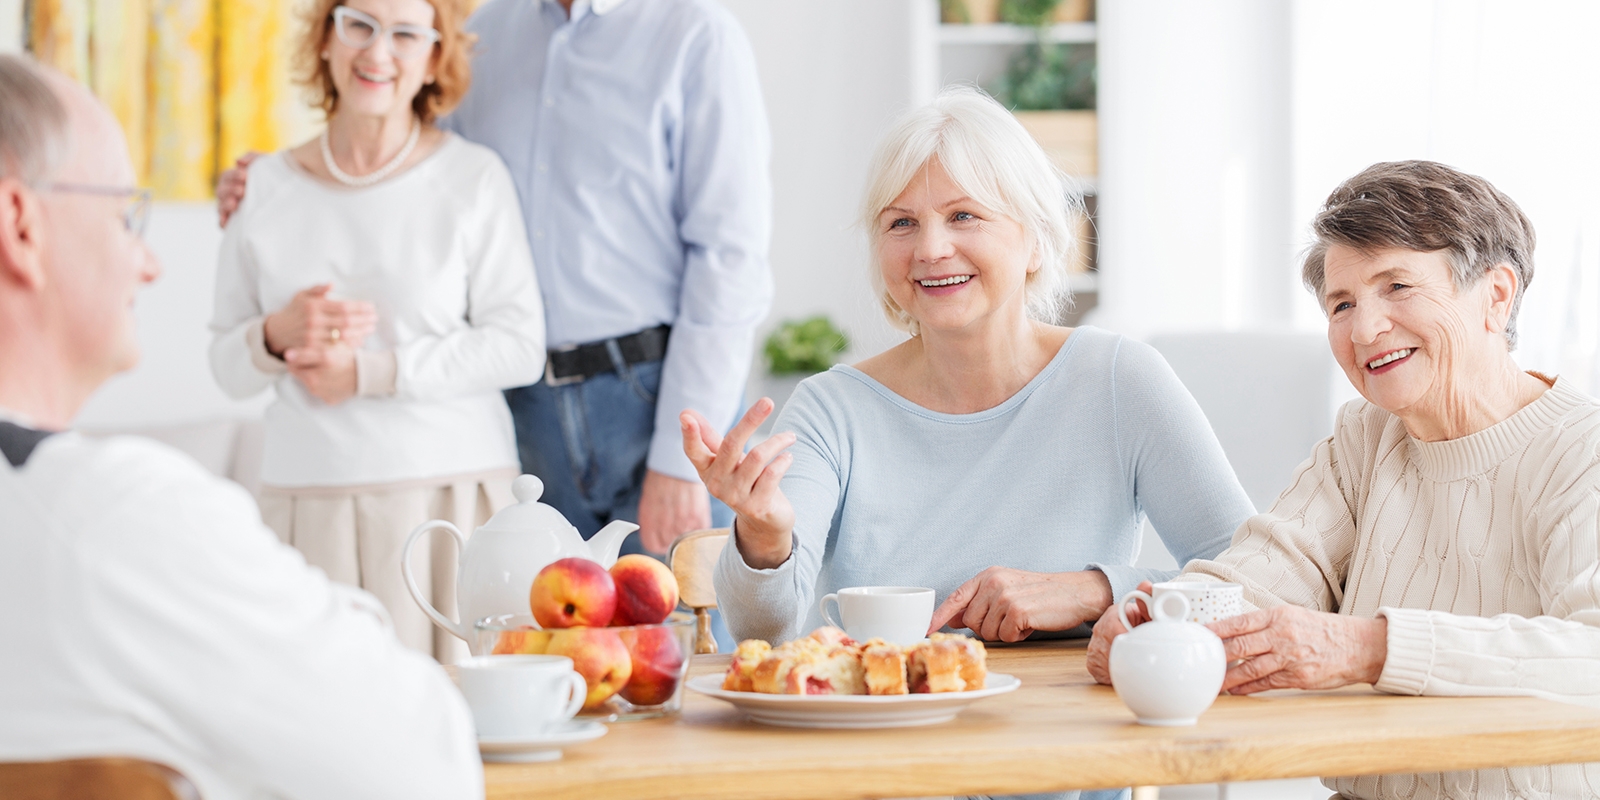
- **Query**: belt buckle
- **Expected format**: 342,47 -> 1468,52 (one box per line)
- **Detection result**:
544,350 -> 585,387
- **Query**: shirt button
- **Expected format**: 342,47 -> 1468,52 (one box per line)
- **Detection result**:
543,97 -> 554,108
537,162 -> 548,172
534,229 -> 545,239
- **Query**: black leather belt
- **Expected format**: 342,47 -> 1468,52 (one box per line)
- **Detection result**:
544,325 -> 671,386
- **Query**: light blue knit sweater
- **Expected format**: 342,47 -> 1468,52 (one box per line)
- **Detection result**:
716,326 -> 1255,646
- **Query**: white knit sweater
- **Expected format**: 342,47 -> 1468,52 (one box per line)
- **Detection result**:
1185,377 -> 1600,800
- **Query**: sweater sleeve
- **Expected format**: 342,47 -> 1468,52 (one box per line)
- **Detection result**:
714,380 -> 840,644
392,160 -> 546,401
208,203 -> 280,400
1375,482 -> 1600,707
1181,406 -> 1363,613
1088,338 -> 1256,603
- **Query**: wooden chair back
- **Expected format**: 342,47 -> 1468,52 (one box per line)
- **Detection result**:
668,527 -> 730,654
0,758 -> 200,800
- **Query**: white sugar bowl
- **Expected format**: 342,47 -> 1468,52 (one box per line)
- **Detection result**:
1108,589 -> 1227,726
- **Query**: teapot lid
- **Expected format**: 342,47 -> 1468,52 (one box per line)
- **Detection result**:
478,475 -> 577,535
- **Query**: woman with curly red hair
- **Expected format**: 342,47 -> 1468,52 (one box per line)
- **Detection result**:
209,0 -> 546,663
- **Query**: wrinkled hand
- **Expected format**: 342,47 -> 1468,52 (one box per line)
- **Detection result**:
1212,606 -> 1388,695
636,469 -> 711,555
285,343 -> 358,406
265,284 -> 378,356
1085,580 -> 1155,685
928,567 -> 1114,643
680,399 -> 796,569
216,151 -> 259,228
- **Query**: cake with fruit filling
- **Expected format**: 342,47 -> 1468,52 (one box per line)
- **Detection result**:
860,639 -> 909,695
721,638 -> 772,692
908,632 -> 987,693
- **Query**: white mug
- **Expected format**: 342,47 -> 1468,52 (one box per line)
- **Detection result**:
1151,580 -> 1245,624
457,654 -> 587,738
819,586 -> 935,646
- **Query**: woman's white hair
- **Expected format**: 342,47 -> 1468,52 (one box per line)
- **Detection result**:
861,85 -> 1085,335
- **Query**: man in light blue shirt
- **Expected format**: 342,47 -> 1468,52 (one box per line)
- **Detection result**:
449,0 -> 772,553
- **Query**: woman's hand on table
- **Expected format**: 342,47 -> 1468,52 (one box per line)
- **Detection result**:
681,399 -> 796,569
928,567 -> 1114,643
264,284 -> 378,357
1210,605 -> 1387,694
285,344 -> 359,406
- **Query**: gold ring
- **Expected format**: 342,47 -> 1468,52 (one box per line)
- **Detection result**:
329,327 -> 342,344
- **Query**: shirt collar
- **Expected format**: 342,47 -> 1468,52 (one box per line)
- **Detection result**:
543,0 -> 629,18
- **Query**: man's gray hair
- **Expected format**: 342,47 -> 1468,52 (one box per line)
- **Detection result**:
0,54 -> 70,185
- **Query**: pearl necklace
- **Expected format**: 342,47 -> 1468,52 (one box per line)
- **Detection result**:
320,120 -> 421,187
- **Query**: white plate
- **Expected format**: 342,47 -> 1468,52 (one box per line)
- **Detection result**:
688,673 -> 1020,729
477,720 -> 607,763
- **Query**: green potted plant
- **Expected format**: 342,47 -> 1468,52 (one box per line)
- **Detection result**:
990,14 -> 1097,179
756,316 -> 849,419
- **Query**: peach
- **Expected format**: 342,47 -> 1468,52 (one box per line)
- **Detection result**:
608,554 -> 680,626
618,626 -> 686,706
530,557 -> 617,629
491,629 -> 552,655
546,627 -> 633,711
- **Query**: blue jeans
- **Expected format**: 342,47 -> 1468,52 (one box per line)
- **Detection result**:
504,354 -> 735,648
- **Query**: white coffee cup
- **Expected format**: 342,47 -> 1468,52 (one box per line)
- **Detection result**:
1151,580 -> 1245,625
457,654 -> 587,738
819,586 -> 935,646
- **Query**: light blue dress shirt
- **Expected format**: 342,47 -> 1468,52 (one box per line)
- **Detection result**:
448,0 -> 774,482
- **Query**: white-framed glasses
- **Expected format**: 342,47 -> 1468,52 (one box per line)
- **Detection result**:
38,183 -> 152,238
331,5 -> 440,61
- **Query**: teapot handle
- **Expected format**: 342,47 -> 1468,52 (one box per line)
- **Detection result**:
402,520 -> 471,642
1117,590 -> 1191,630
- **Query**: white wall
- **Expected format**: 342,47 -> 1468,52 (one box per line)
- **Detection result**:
1,0 -> 21,53
1092,0 -> 1297,340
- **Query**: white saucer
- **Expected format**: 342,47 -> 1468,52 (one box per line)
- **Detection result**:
477,720 -> 607,763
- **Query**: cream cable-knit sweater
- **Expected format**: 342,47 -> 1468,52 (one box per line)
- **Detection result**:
1184,376 -> 1600,800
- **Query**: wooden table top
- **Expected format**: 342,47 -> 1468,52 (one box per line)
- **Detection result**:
483,639 -> 1600,799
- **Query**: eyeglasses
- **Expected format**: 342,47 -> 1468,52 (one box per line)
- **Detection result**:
332,6 -> 441,61
38,182 -> 152,238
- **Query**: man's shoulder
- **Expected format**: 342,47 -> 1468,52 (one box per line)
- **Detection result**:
12,433 -> 260,535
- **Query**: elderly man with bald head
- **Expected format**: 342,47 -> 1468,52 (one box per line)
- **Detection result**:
0,55 -> 480,799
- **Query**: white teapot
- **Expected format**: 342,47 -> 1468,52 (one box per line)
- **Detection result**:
401,474 -> 639,643
1108,589 -> 1227,726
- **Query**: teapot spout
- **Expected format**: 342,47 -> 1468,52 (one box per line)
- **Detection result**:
590,520 -> 640,567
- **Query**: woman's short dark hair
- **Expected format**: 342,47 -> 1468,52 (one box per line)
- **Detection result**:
1302,160 -> 1536,348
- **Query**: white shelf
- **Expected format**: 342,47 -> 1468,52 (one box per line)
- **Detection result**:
938,22 -> 1096,45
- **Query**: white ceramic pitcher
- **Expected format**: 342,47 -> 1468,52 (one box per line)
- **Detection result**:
401,474 -> 639,642
1108,589 -> 1227,726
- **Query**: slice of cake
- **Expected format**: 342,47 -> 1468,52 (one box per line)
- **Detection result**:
807,626 -> 857,649
860,639 -> 908,695
909,633 -> 987,693
786,644 -> 867,695
722,639 -> 772,692
751,637 -> 824,694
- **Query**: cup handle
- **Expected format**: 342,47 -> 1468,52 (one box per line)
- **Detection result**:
1117,590 -> 1153,631
561,672 -> 587,719
819,593 -> 843,630
401,520 -> 470,642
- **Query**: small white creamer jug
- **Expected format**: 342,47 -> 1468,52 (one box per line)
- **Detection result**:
1108,589 -> 1227,726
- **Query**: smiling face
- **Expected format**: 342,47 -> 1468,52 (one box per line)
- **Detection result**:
875,158 -> 1036,337
1322,244 -> 1511,422
324,0 -> 437,122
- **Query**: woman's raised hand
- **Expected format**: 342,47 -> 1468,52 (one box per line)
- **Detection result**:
680,399 -> 797,569
264,284 -> 378,356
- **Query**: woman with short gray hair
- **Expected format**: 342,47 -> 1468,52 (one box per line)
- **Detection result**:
1089,160 -> 1600,799
682,86 -> 1254,657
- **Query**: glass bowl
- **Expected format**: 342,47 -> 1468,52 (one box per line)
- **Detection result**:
474,612 -> 697,721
